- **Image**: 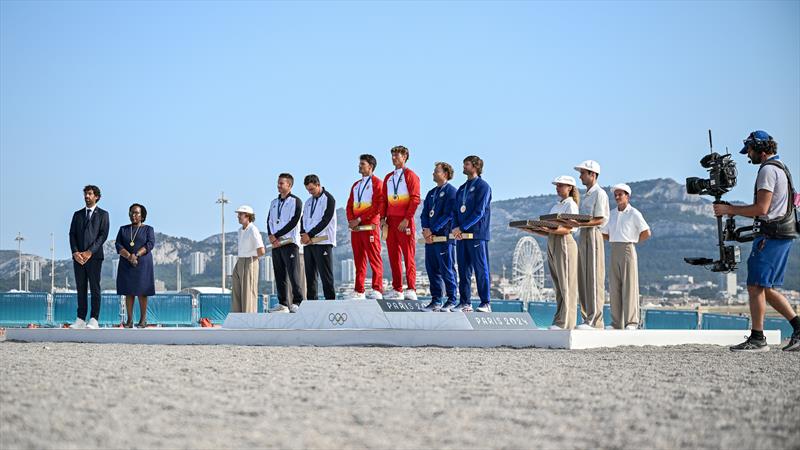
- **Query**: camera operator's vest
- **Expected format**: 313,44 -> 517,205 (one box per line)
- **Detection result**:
753,159 -> 799,239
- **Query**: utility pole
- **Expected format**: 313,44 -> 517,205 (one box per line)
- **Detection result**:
216,192 -> 229,291
50,232 -> 55,294
15,232 -> 24,291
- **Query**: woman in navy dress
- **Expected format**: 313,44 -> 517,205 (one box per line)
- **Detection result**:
115,203 -> 156,328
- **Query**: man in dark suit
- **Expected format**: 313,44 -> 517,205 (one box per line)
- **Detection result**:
69,185 -> 110,329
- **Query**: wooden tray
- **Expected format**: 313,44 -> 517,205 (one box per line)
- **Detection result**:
539,213 -> 593,222
509,220 -> 561,231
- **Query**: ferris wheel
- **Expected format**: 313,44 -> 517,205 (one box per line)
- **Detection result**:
512,236 -> 545,301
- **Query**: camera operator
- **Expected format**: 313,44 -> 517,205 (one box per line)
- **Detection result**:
713,130 -> 799,352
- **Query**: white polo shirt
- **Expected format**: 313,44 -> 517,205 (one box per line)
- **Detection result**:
580,183 -> 610,227
238,223 -> 265,257
549,197 -> 579,234
602,204 -> 650,243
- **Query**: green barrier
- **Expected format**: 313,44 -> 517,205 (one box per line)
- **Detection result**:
0,292 -> 48,327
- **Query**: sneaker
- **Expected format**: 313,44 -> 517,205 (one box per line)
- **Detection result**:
383,290 -> 403,300
422,301 -> 442,312
439,300 -> 458,312
86,318 -> 99,329
69,318 -> 86,329
730,335 -> 769,352
455,303 -> 473,313
605,326 -> 615,330
475,303 -> 492,313
782,329 -> 800,352
625,325 -> 638,330
351,292 -> 366,300
404,289 -> 418,301
576,323 -> 596,330
548,325 -> 564,330
366,291 -> 383,300
269,304 -> 290,313
289,304 -> 299,313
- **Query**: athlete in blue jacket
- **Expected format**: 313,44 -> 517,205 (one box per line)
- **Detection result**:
420,162 -> 459,311
451,155 -> 492,313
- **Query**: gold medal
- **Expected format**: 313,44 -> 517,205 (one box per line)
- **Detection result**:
393,195 -> 398,201
460,205 -> 466,213
355,202 -> 360,209
130,241 -> 135,247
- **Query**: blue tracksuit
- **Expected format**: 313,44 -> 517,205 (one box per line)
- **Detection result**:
420,182 -> 458,304
453,176 -> 492,304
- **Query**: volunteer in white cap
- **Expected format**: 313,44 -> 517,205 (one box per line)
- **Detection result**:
525,175 -> 580,329
232,205 -> 266,313
566,160 -> 610,330
601,184 -> 651,329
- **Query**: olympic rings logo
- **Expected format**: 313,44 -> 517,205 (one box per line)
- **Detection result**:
328,312 -> 348,326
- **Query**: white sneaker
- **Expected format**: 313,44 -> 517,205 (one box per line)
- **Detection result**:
351,292 -> 366,300
475,303 -> 492,313
576,323 -> 596,330
86,318 -> 99,329
383,290 -> 403,300
403,289 -> 418,301
69,318 -> 86,329
625,325 -> 638,330
366,291 -> 383,300
455,303 -> 473,313
269,304 -> 290,313
548,325 -> 564,330
605,326 -> 614,330
289,304 -> 299,313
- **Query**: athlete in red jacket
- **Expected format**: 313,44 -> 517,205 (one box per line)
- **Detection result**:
346,154 -> 385,299
381,146 -> 421,300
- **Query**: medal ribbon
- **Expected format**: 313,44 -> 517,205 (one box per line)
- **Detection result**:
391,168 -> 405,198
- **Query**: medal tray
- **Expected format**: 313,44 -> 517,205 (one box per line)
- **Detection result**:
509,220 -> 560,230
538,213 -> 593,222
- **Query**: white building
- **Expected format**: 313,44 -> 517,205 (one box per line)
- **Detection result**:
27,259 -> 42,281
341,259 -> 355,282
261,255 -> 274,282
722,272 -> 737,299
190,252 -> 207,275
225,255 -> 237,276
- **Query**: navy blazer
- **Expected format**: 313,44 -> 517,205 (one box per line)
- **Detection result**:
69,207 -> 110,259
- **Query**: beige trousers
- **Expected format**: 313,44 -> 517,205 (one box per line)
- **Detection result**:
578,227 -> 605,328
547,233 -> 579,329
231,257 -> 260,313
609,242 -> 639,329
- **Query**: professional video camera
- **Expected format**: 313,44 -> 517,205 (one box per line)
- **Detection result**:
684,130 -> 755,273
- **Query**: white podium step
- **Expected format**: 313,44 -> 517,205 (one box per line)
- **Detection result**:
2,299 -> 781,349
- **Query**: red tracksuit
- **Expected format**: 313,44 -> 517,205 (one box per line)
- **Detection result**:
382,167 -> 421,292
346,175 -> 385,294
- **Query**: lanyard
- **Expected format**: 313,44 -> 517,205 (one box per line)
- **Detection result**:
356,177 -> 370,203
461,179 -> 474,207
391,169 -> 405,197
431,183 -> 446,209
309,192 -> 322,217
276,196 -> 287,221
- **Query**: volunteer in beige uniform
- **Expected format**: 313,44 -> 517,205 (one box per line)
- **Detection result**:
570,160 -> 609,330
601,184 -> 650,329
526,175 -> 580,330
232,205 -> 266,313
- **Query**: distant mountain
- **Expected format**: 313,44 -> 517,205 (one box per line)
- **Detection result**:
2,178 -> 798,292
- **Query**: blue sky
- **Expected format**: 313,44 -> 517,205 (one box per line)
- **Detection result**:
1,1 -> 798,258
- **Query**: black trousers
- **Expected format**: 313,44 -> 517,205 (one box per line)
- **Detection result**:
304,244 -> 335,300
272,243 -> 304,306
73,258 -> 103,320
